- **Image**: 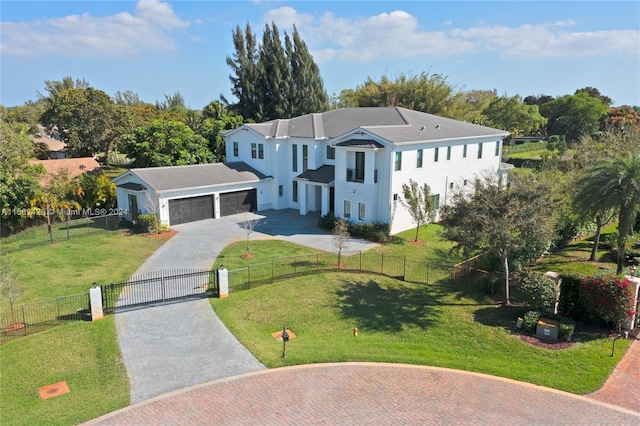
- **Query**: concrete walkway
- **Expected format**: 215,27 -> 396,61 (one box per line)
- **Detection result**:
116,210 -> 378,403
86,363 -> 640,425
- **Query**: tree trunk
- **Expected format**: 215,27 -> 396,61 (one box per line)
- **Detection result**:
500,251 -> 510,306
414,225 -> 419,242
590,213 -> 603,262
616,241 -> 625,275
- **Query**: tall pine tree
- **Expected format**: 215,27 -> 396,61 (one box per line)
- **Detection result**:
225,22 -> 328,121
224,23 -> 259,120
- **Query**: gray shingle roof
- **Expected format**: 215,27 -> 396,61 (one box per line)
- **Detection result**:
130,162 -> 269,191
243,107 -> 508,143
295,165 -> 335,184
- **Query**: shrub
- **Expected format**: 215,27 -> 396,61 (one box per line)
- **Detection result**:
517,271 -> 558,310
579,275 -> 636,331
558,316 -> 576,342
318,212 -> 337,230
523,310 -> 541,333
136,214 -> 159,233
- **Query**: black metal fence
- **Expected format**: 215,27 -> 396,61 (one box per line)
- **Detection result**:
0,293 -> 90,344
226,251 -> 452,292
101,269 -> 216,313
1,214 -> 121,253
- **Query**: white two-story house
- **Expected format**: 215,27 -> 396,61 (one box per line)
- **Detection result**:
114,107 -> 509,233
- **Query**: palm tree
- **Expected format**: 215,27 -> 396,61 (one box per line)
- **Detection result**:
577,153 -> 640,274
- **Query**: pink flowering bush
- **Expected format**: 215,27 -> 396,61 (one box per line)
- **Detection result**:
579,275 -> 636,332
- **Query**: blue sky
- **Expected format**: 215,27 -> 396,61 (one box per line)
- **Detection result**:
1,1 -> 639,109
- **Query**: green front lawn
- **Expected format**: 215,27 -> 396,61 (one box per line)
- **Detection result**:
1,226 -> 170,425
212,272 -> 628,394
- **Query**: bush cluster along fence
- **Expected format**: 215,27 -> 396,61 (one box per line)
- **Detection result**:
2,214 -> 121,253
0,293 -> 90,344
226,251 -> 452,292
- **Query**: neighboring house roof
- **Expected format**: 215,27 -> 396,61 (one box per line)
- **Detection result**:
30,158 -> 101,184
295,165 -> 335,184
121,162 -> 271,192
34,134 -> 67,153
233,107 -> 508,143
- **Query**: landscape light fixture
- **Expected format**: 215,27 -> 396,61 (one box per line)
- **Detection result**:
281,326 -> 289,358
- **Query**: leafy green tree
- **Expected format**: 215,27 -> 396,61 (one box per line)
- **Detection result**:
338,72 -> 459,117
539,92 -> 609,143
113,90 -> 143,106
122,119 -> 214,168
576,153 -> 640,274
0,121 -> 44,233
440,173 -> 555,305
575,86 -> 612,106
0,257 -> 23,325
333,218 -> 350,268
400,179 -> 435,242
38,76 -> 90,105
451,89 -> 497,124
40,87 -> 132,163
482,95 -> 546,135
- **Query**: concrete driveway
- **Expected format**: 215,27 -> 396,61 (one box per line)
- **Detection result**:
116,209 -> 377,404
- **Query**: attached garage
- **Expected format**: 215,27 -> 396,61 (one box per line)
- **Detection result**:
113,162 -> 270,226
219,189 -> 257,217
169,195 -> 214,225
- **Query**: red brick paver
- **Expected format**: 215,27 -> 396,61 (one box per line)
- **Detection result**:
85,363 -> 639,425
589,338 -> 640,412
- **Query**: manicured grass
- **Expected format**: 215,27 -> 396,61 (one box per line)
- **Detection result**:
0,317 -> 129,426
1,226 -> 170,425
531,231 -> 618,277
368,224 -> 466,265
212,239 -> 323,271
507,149 -> 550,160
212,272 -> 629,394
1,228 -> 168,308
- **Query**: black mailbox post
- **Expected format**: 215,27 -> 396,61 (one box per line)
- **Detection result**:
281,326 -> 289,358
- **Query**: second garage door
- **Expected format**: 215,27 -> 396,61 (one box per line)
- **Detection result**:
169,195 -> 214,225
219,189 -> 257,217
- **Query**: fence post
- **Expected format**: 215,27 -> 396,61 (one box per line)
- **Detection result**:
272,259 -> 275,284
382,253 -> 384,275
56,297 -> 61,325
248,266 -> 251,289
22,305 -> 27,336
403,256 -> 406,281
359,252 -> 362,272
89,284 -> 104,321
217,267 -> 229,298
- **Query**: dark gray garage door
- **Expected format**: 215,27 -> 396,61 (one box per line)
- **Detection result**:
219,189 -> 257,217
169,195 -> 214,225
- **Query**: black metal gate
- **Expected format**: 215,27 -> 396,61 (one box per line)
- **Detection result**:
101,269 -> 217,313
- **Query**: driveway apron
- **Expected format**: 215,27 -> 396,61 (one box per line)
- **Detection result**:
116,210 -> 379,404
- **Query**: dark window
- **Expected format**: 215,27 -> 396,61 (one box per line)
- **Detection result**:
478,143 -> 483,159
233,141 -> 239,157
293,181 -> 298,202
128,194 -> 139,218
358,203 -> 365,221
431,194 -> 440,220
434,147 -> 439,162
344,200 -> 351,218
447,146 -> 451,160
395,152 -> 402,171
292,144 -> 298,172
302,145 -> 308,171
355,152 -> 365,181
393,193 -> 398,201
327,145 -> 335,160
495,141 -> 500,156
417,149 -> 423,168
251,143 -> 257,159
279,185 -> 283,197
258,144 -> 264,159
463,144 -> 467,158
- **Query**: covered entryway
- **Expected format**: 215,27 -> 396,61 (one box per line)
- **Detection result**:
220,189 -> 257,217
169,195 -> 214,225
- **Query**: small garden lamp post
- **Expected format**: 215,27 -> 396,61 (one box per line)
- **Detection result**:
281,326 -> 289,358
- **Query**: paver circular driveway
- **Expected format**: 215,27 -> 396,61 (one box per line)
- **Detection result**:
86,363 -> 640,425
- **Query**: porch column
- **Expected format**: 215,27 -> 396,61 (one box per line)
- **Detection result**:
321,186 -> 330,216
365,151 -> 376,183
299,183 -> 308,215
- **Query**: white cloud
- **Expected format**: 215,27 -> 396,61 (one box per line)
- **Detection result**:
0,0 -> 189,57
261,7 -> 639,63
